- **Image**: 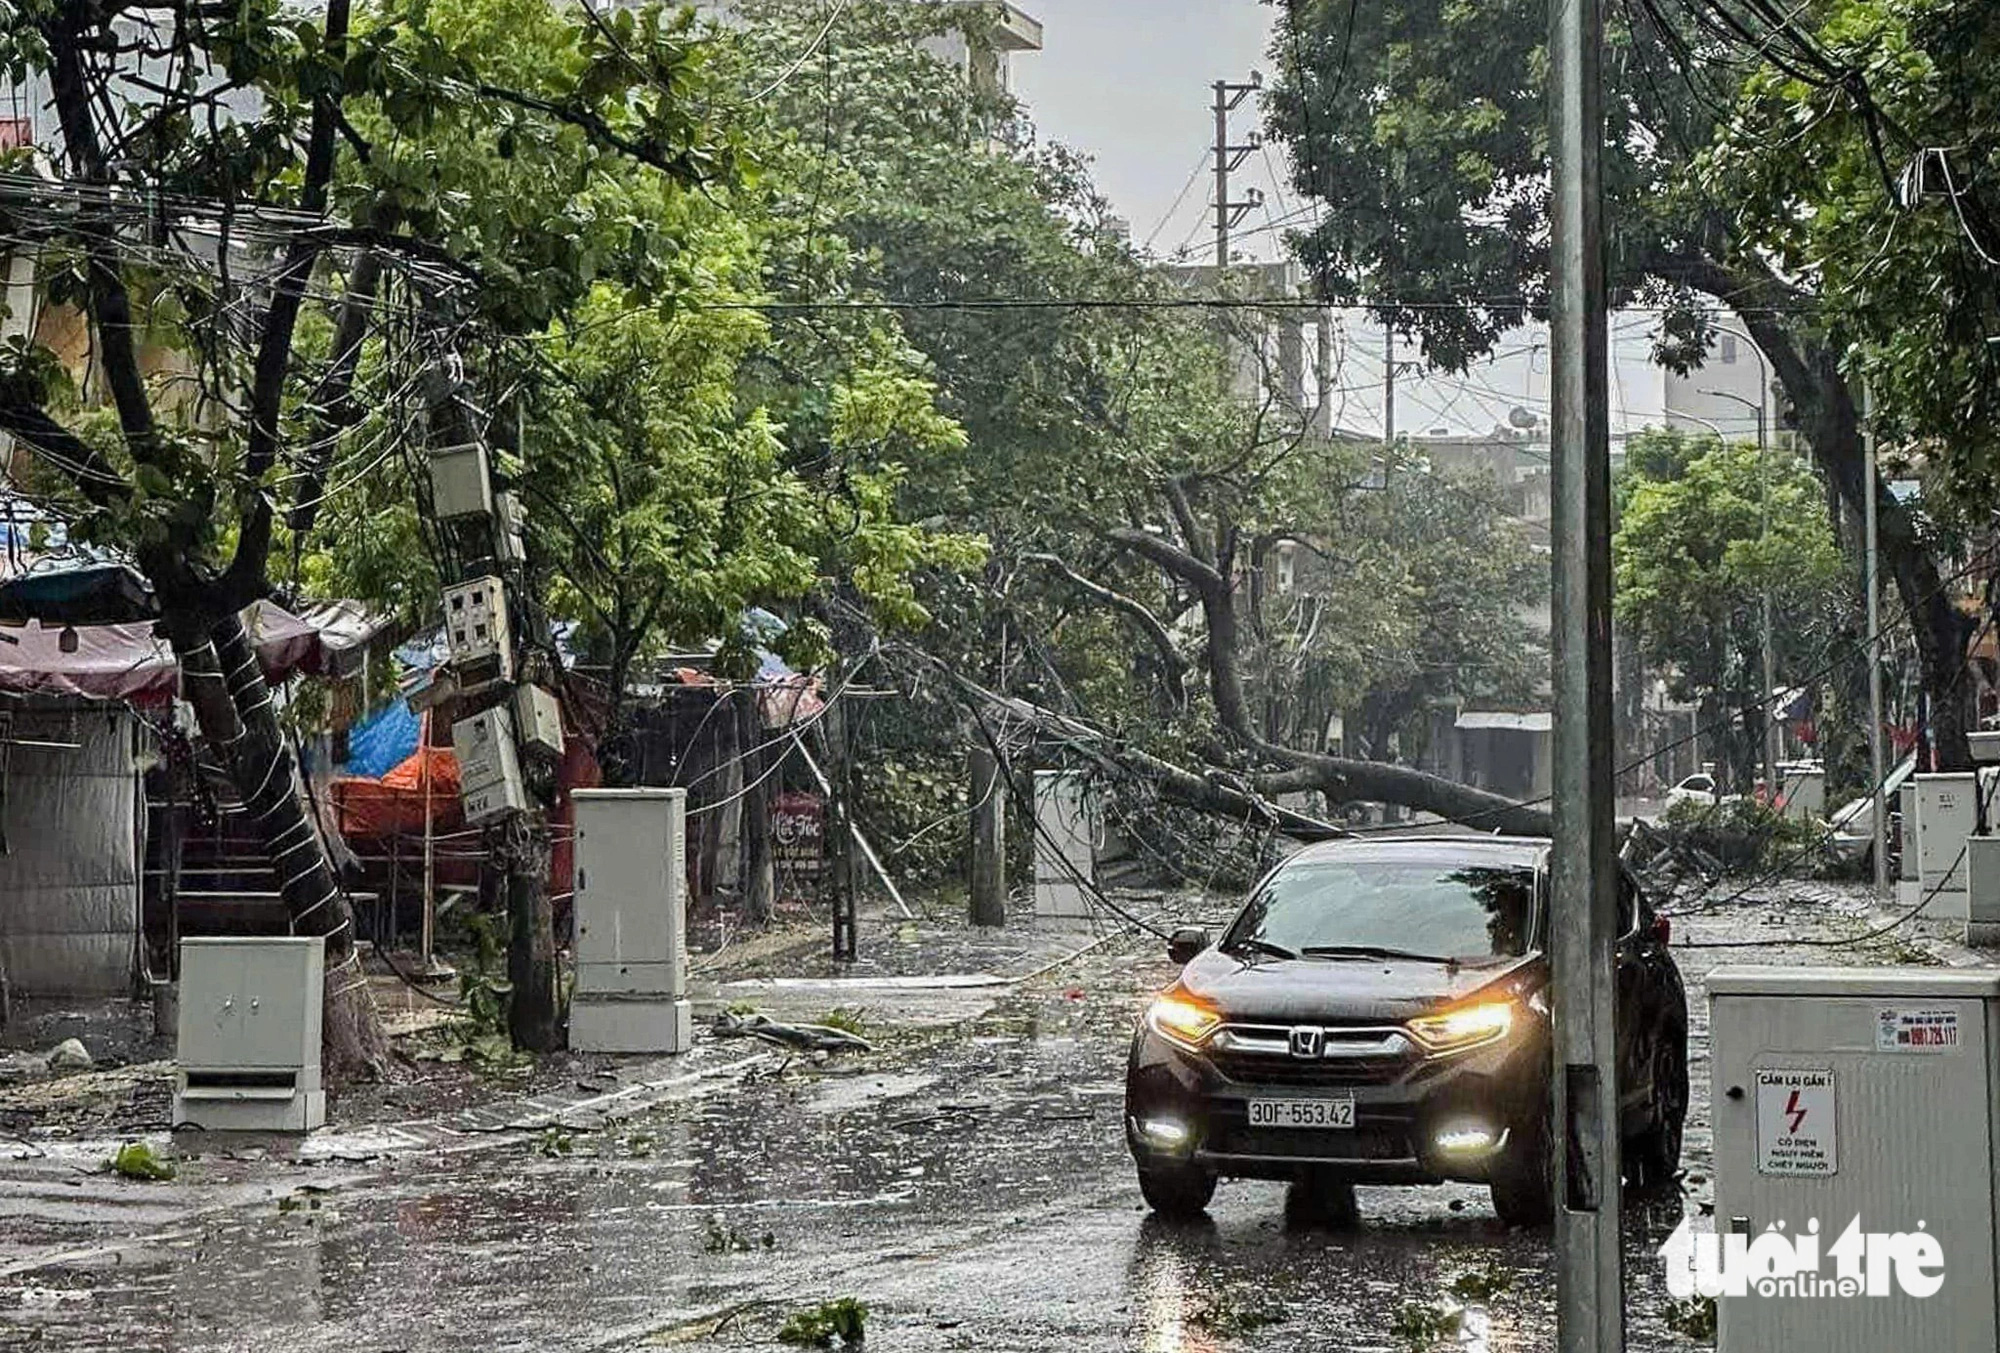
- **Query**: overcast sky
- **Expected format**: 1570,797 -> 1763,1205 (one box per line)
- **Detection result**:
1011,0 -> 1289,263
1007,1 -> 1696,440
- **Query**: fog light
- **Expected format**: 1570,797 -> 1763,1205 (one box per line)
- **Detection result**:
1141,1117 -> 1190,1146
1435,1125 -> 1496,1153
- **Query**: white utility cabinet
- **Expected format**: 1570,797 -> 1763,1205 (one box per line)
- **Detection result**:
569,788 -> 691,1053
1898,783 -> 1920,910
174,936 -> 325,1131
1032,770 -> 1096,922
1779,763 -> 1824,820
1914,772 -> 1977,919
1969,834 -> 2000,946
1709,967 -> 2000,1352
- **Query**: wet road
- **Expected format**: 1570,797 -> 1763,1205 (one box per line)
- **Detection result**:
0,883 -> 1962,1351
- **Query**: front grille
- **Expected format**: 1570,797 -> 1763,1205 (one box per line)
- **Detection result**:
1207,1050 -> 1407,1086
1207,1123 -> 1412,1160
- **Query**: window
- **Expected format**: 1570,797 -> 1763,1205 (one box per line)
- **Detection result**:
1225,860 -> 1536,962
1718,334 -> 1739,364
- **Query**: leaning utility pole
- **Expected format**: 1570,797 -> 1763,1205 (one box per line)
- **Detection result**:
1210,75 -> 1264,268
1548,0 -> 1624,1343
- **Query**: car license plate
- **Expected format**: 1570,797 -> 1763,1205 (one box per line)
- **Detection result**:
1248,1097 -> 1355,1129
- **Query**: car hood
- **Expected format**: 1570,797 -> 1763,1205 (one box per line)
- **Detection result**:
1175,949 -> 1543,1025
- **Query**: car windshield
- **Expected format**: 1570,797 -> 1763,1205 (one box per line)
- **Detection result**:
1223,859 -> 1535,962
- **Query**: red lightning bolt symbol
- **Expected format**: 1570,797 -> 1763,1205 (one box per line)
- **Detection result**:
1784,1089 -> 1807,1133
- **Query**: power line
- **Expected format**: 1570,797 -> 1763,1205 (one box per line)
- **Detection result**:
663,296 -> 1822,317
747,0 -> 852,103
1142,150 -> 1214,252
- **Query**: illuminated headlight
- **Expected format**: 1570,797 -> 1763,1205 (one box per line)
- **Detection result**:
1434,1124 -> 1498,1153
1147,995 -> 1222,1049
1406,1000 -> 1516,1053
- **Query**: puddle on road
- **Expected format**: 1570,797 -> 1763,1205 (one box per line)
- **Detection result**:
803,1072 -> 940,1115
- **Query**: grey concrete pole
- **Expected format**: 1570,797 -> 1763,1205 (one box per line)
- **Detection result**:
1213,81 -> 1229,268
1548,0 -> 1625,1341
1383,322 -> 1396,448
1865,379 -> 1889,895
1759,403 -> 1779,799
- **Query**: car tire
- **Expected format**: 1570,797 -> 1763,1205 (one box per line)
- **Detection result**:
1489,1104 -> 1555,1228
1138,1164 -> 1216,1221
1284,1170 -> 1360,1230
1626,1030 -> 1688,1200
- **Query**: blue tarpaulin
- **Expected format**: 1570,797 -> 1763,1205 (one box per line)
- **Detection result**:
345,698 -> 420,778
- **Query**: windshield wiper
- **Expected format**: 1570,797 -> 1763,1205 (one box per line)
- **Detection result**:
1224,938 -> 1298,962
1301,944 -> 1458,967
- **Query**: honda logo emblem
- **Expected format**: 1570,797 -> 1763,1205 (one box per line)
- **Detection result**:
1289,1026 -> 1324,1059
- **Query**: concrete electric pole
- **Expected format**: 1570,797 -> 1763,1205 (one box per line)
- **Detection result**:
1210,75 -> 1264,268
1548,0 -> 1625,1344
1864,378 -> 1889,896
1383,322 -> 1396,447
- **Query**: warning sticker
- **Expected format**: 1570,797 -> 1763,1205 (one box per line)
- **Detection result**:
1755,1068 -> 1837,1176
1876,1007 -> 1962,1053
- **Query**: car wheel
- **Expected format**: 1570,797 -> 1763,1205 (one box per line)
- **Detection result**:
1626,1030 -> 1688,1201
1137,1163 -> 1217,1221
1489,1102 -> 1555,1228
1284,1169 -> 1360,1230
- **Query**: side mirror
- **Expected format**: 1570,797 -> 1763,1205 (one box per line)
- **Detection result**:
1167,926 -> 1210,966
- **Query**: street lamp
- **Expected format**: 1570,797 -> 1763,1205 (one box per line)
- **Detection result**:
1699,383 -> 1780,803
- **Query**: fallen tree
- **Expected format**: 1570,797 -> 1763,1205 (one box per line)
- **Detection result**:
900,651 -> 1554,844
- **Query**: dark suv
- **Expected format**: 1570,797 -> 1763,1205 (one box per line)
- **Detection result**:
1123,837 -> 1687,1226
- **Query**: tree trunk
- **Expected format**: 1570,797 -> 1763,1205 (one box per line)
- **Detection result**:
497,815 -> 562,1052
1105,523 -> 1554,834
1721,283 -> 1973,770
173,610 -> 387,1080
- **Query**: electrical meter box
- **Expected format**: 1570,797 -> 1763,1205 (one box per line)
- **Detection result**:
174,936 -> 325,1132
452,705 -> 528,823
493,490 -> 528,565
1914,772 -> 1977,919
512,682 -> 564,760
1709,967 -> 2000,1352
443,575 -> 515,687
428,442 -> 494,520
570,788 -> 691,1053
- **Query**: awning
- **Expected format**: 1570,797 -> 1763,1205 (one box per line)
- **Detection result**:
0,600 -> 325,705
0,562 -> 156,625
291,599 -> 395,680
1455,710 -> 1554,733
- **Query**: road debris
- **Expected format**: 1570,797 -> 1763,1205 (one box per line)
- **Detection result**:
712,1011 -> 875,1055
